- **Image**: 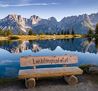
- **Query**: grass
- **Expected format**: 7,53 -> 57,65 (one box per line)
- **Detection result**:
0,36 -> 8,40
86,34 -> 98,38
9,35 -> 19,40
0,78 -> 18,86
0,34 -> 83,41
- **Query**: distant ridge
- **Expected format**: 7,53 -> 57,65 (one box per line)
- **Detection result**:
0,12 -> 98,34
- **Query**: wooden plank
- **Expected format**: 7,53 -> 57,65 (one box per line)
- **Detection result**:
20,55 -> 78,67
18,67 -> 83,79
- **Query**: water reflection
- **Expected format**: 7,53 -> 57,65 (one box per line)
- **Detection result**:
0,38 -> 98,78
81,38 -> 98,53
0,38 -> 98,54
32,44 -> 42,52
95,38 -> 98,52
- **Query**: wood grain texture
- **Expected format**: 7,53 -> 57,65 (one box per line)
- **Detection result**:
19,67 -> 83,79
20,55 -> 78,67
25,78 -> 36,88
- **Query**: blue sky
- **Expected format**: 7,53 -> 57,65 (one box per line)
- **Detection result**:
0,0 -> 98,21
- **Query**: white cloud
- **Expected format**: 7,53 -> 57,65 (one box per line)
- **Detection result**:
0,3 -> 58,7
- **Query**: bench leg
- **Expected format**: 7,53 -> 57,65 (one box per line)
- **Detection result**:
64,75 -> 78,85
25,78 -> 36,88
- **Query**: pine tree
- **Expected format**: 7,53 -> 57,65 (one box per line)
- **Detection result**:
88,28 -> 93,35
66,30 -> 70,34
95,38 -> 98,49
7,29 -> 13,35
61,30 -> 64,35
95,23 -> 98,34
71,28 -> 75,35
0,28 -> 3,35
28,30 -> 33,35
64,31 -> 66,35
3,29 -> 13,36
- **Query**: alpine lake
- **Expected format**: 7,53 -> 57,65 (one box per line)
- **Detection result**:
0,37 -> 98,78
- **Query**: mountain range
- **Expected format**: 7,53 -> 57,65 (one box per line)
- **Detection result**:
0,12 -> 98,34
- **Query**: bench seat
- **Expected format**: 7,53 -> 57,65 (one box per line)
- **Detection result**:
19,67 -> 83,79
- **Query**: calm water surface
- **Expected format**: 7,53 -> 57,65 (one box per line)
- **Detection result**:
0,38 -> 98,78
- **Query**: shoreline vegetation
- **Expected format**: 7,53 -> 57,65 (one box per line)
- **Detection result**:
0,34 -> 83,41
0,22 -> 98,41
0,34 -> 98,41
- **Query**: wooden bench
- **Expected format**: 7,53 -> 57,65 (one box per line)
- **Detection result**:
18,55 -> 83,88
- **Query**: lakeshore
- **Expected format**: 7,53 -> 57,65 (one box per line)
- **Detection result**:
0,74 -> 98,91
0,34 -> 83,41
0,64 -> 98,91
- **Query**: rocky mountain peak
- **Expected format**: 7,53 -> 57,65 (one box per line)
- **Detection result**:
7,14 -> 17,19
48,17 -> 57,22
83,14 -> 94,30
3,14 -> 26,33
6,14 -> 25,24
30,15 -> 41,24
0,12 -> 98,34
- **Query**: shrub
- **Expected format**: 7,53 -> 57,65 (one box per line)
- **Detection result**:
79,64 -> 95,74
9,36 -> 19,40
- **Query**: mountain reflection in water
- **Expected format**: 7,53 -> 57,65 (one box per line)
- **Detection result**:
0,38 -> 98,54
0,38 -> 98,78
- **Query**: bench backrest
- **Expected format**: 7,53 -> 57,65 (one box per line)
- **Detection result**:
20,55 -> 78,67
